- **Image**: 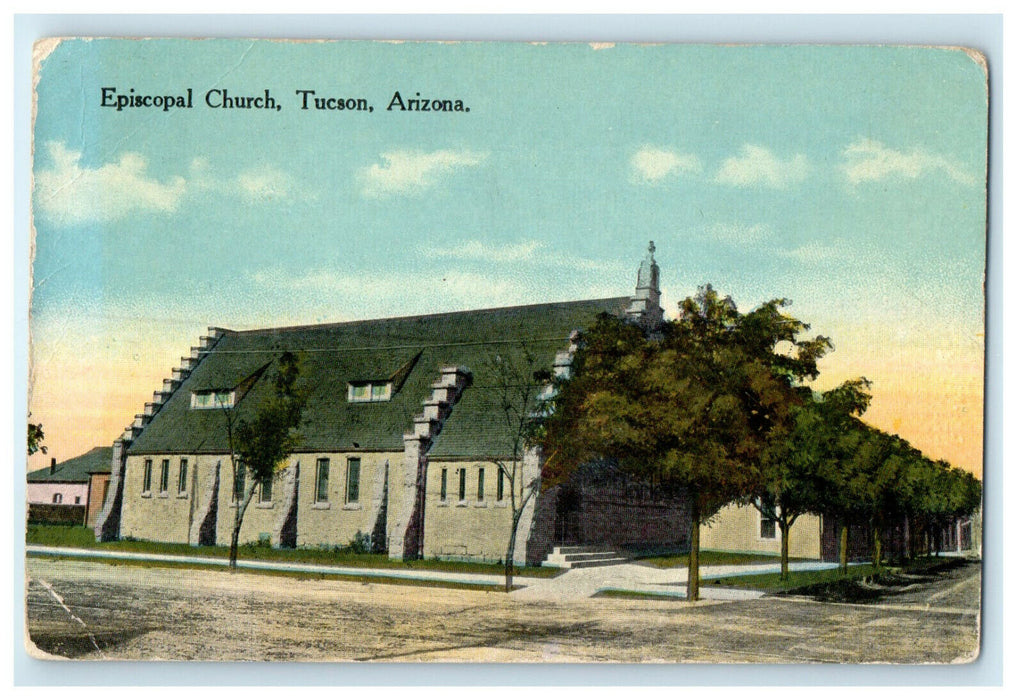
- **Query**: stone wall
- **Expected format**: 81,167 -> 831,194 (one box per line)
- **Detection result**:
295,451 -> 396,550
422,459 -> 517,562
701,503 -> 822,559
120,454 -> 198,543
119,451 -> 394,549
525,462 -> 692,565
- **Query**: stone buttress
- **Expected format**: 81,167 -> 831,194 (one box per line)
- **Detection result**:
94,328 -> 225,542
387,366 -> 472,560
517,333 -> 580,564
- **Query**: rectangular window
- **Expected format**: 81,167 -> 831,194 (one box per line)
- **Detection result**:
233,463 -> 245,502
191,390 -> 234,409
347,381 -> 392,402
757,496 -> 777,539
178,459 -> 188,493
496,470 -> 505,502
260,474 -> 273,503
458,468 -> 466,502
477,467 -> 485,502
315,458 -> 330,502
440,468 -> 447,501
346,458 -> 361,503
74,495 -> 81,504
159,459 -> 170,493
143,459 -> 153,492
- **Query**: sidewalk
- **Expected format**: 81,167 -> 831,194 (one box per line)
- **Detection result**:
510,561 -> 839,602
26,545 -> 836,602
26,545 -> 508,588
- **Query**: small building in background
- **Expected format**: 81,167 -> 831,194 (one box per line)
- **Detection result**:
27,447 -> 112,527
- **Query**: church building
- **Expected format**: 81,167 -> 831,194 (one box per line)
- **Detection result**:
92,244 -> 822,565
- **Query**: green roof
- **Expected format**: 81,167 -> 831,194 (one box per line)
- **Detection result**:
27,446 -> 112,483
127,298 -> 629,457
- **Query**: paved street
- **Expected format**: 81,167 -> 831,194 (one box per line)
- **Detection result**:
25,556 -> 980,663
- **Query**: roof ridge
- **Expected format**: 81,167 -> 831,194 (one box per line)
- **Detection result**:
226,297 -> 630,336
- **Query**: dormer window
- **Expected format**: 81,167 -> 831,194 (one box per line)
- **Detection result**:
348,381 -> 392,403
191,390 -> 235,409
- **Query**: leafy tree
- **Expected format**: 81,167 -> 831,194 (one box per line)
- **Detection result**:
757,377 -> 872,580
850,427 -> 903,568
914,462 -> 981,556
221,352 -> 306,569
810,417 -> 871,572
815,417 -> 981,568
544,285 -> 830,600
28,419 -> 47,456
487,347 -> 553,592
947,466 -> 982,551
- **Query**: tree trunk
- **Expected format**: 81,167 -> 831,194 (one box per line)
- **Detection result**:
839,522 -> 849,574
780,519 -> 791,582
230,523 -> 240,569
871,517 -> 882,569
687,497 -> 701,602
903,514 -> 911,561
505,506 -> 523,593
503,473 -> 538,593
229,479 -> 258,570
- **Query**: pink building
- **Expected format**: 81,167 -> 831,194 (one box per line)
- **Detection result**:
27,447 -> 112,527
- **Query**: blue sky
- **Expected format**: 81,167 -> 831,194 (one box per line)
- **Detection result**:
29,39 -> 988,473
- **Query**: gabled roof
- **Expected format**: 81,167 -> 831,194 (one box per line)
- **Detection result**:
127,298 -> 629,457
27,446 -> 113,483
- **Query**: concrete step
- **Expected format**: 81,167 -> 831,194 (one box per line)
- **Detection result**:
563,551 -> 619,562
567,557 -> 632,569
542,546 -> 633,569
552,544 -> 614,556
552,545 -> 615,555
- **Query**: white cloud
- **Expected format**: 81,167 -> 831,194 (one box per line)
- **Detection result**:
419,239 -> 544,263
630,146 -> 701,183
779,241 -> 852,264
34,141 -> 187,225
236,167 -> 298,202
841,138 -> 974,186
706,222 -> 772,245
246,265 -> 627,321
359,149 -> 488,197
715,144 -> 809,189
35,142 -> 311,226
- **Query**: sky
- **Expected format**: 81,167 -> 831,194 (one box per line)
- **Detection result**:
28,39 -> 988,477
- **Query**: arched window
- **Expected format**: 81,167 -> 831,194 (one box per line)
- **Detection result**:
52,493 -> 62,504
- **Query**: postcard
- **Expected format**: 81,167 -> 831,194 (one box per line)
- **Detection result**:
26,38 -> 987,663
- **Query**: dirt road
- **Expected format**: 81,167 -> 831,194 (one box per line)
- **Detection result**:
24,557 -> 980,663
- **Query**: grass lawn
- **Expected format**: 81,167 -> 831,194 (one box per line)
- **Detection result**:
702,563 -> 883,592
25,524 -> 560,578
592,588 -> 687,602
641,549 -> 816,568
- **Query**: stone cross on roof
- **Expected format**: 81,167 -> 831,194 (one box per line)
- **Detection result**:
626,241 -> 663,333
